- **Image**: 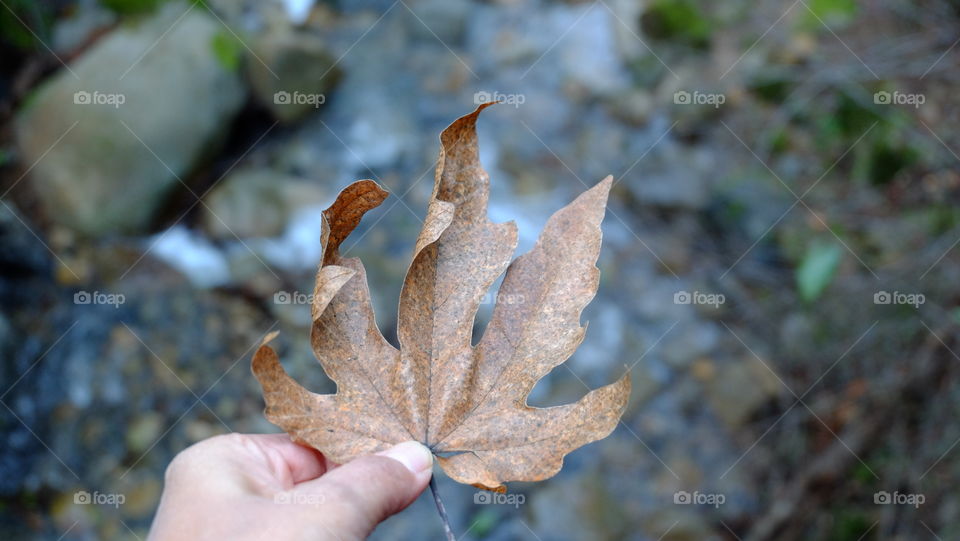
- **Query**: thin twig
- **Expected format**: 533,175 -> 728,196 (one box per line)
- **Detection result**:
429,476 -> 455,541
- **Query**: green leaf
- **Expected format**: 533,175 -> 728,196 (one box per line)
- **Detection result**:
468,507 -> 500,538
641,0 -> 712,49
211,31 -> 243,72
101,0 -> 168,16
802,0 -> 856,29
796,241 -> 842,302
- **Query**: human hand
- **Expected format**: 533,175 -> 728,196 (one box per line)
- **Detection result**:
147,433 -> 433,541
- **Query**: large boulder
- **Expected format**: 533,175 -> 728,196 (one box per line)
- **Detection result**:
246,26 -> 340,123
15,2 -> 247,236
200,167 -> 330,240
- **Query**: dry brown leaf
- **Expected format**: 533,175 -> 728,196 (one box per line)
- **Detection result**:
252,103 -> 630,491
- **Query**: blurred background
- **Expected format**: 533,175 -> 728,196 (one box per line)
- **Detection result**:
1,0 -> 959,539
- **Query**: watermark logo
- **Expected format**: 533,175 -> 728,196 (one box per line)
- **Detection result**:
474,90 -> 525,108
476,292 -> 525,305
274,291 -> 316,305
673,90 -> 725,108
873,90 -> 924,108
873,290 -> 924,308
274,491 -> 325,506
673,490 -> 725,508
874,491 -> 924,508
674,290 -> 725,308
473,491 -> 525,508
73,90 -> 125,108
273,90 -> 326,108
74,490 -> 125,508
74,290 -> 125,308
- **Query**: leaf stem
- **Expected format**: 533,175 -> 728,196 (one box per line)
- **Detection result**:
429,476 -> 455,541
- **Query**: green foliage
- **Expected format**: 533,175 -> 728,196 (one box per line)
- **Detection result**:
833,94 -> 883,139
641,0 -> 712,49
101,0 -> 169,15
211,30 -> 243,72
795,92 -> 921,185
468,508 -> 500,538
749,77 -> 793,105
0,0 -> 54,49
796,241 -> 842,302
852,461 -> 876,483
801,0 -> 857,30
868,140 -> 918,185
769,128 -> 791,154
919,205 -> 960,236
831,509 -> 874,540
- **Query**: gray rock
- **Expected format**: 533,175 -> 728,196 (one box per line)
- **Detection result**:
467,3 -> 628,96
627,142 -> 713,210
201,167 -> 330,239
643,507 -> 719,541
660,321 -> 720,368
51,1 -> 117,55
15,2 -> 246,236
607,89 -> 655,125
403,0 -> 471,45
344,93 -> 416,170
246,26 -> 340,123
704,356 -> 782,428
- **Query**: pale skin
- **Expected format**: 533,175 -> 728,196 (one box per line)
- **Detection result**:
148,434 -> 434,541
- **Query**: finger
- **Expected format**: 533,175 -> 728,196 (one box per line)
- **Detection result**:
254,433 -> 332,484
299,441 -> 433,539
165,433 -> 331,495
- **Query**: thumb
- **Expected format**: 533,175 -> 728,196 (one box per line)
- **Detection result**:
307,441 -> 433,538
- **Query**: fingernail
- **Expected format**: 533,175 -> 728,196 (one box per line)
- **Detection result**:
379,441 -> 433,474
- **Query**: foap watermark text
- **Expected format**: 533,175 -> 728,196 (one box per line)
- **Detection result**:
74,290 -> 125,308
274,492 -> 325,506
674,490 -> 725,508
274,291 -> 315,305
274,91 -> 326,108
474,90 -> 525,108
874,290 -> 924,308
875,491 -> 924,508
674,290 -> 725,308
674,90 -> 725,108
73,90 -> 125,108
474,491 -> 525,508
874,90 -> 924,108
75,490 -> 125,508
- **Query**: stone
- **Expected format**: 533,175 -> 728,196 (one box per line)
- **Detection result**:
51,2 -> 117,55
660,321 -> 720,368
467,3 -> 628,96
246,26 -> 340,123
117,476 -> 161,519
201,167 -> 329,239
125,412 -> 163,454
705,356 -> 783,428
403,0 -> 471,45
644,508 -> 716,541
607,89 -> 655,125
627,143 -> 713,210
15,2 -> 246,236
